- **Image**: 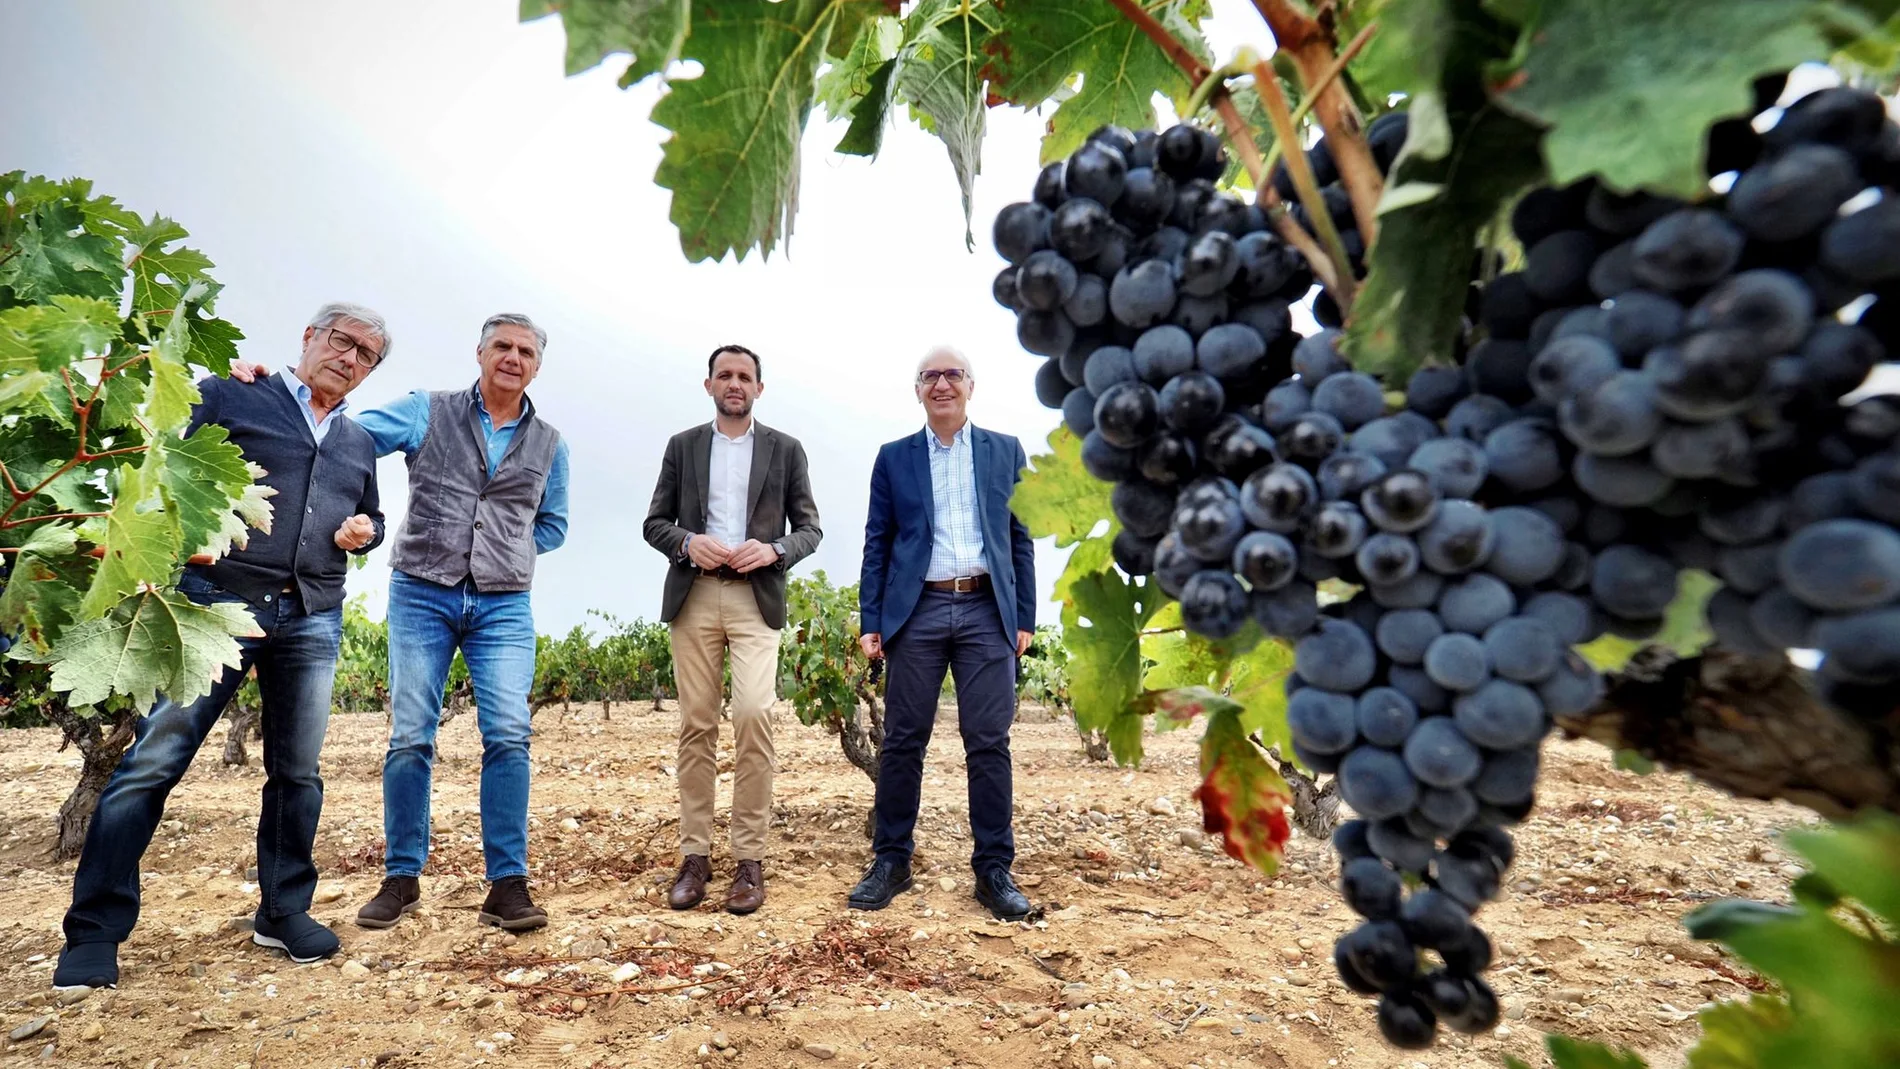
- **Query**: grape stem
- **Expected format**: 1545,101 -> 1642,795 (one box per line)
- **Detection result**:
1252,63 -> 1358,312
1249,0 -> 1385,241
1564,647 -> 1900,820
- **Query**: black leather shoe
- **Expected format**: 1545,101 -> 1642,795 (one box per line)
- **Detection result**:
974,869 -> 1032,921
846,859 -> 913,911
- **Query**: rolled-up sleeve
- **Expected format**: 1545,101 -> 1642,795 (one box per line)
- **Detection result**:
534,438 -> 570,554
352,390 -> 431,458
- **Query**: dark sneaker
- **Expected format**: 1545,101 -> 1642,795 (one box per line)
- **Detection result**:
52,942 -> 118,991
974,869 -> 1033,921
846,859 -> 913,911
354,876 -> 420,929
668,855 -> 711,911
477,875 -> 548,931
726,860 -> 766,915
253,912 -> 341,963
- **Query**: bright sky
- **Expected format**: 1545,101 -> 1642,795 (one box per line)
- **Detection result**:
0,0 -> 1274,635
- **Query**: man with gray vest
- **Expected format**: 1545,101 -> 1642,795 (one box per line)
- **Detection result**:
54,303 -> 388,991
350,313 -> 569,931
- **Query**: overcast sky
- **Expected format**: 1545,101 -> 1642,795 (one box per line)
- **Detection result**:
0,0 -> 1267,634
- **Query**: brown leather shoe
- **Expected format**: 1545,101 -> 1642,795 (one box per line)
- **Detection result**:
726,860 -> 765,915
668,855 -> 711,910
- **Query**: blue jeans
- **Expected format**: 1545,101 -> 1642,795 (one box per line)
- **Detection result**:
382,571 -> 537,882
873,589 -> 1019,876
63,573 -> 342,945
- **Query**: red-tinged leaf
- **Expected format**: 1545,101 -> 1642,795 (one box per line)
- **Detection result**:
1193,706 -> 1292,874
1133,684 -> 1239,730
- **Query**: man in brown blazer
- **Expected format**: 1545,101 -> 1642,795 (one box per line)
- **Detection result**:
643,344 -> 823,914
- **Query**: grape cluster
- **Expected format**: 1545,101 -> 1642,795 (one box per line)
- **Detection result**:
1487,77 -> 1900,708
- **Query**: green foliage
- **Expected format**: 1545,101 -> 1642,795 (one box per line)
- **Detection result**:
1193,701 -> 1293,874
519,0 -> 690,86
780,569 -> 871,729
1577,569 -> 1717,672
1516,815 -> 1900,1069
0,172 -> 260,715
1018,623 -> 1072,710
897,0 -> 1000,246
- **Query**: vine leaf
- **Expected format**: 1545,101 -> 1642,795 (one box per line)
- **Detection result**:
159,425 -> 276,559
0,524 -> 81,648
649,0 -> 844,262
1193,704 -> 1292,874
1509,1037 -> 1649,1069
897,0 -> 999,247
125,217 -> 215,316
1227,635 -> 1295,752
0,296 -> 121,371
1061,562 -> 1158,764
0,179 -> 123,304
817,12 -> 903,154
44,589 -> 258,713
1688,996 -> 1792,1069
1494,0 -> 1839,198
144,311 -> 201,432
984,0 -> 1212,165
1577,568 -> 1716,672
519,0 -> 691,86
1012,425 -> 1115,547
78,464 -> 184,619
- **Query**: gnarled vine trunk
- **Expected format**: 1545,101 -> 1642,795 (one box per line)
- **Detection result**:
48,705 -> 139,860
1562,647 -> 1900,820
222,702 -> 260,766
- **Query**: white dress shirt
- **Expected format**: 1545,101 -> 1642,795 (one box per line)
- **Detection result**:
705,420 -> 755,548
925,421 -> 988,580
279,369 -> 348,444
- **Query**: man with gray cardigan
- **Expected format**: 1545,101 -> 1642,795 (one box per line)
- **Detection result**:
55,303 -> 388,990
645,344 -> 822,914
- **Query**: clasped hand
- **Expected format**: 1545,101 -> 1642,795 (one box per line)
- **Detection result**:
689,535 -> 778,573
334,513 -> 376,551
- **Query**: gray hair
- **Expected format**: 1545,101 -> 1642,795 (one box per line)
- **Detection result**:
479,313 -> 548,356
915,345 -> 973,378
308,302 -> 391,359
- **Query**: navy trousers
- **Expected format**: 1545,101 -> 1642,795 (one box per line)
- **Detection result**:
872,588 -> 1018,876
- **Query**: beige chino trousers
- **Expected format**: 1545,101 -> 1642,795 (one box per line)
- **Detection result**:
670,575 -> 779,861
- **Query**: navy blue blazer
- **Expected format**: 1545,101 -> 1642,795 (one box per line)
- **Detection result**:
860,425 -> 1036,643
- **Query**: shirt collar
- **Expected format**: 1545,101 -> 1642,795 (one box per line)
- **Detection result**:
280,368 -> 347,417
926,420 -> 971,450
714,419 -> 756,444
472,381 -> 531,427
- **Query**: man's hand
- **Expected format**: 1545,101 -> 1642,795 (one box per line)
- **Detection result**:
686,534 -> 732,570
228,360 -> 270,383
859,632 -> 883,660
728,539 -> 781,574
334,514 -> 376,551
1016,630 -> 1034,657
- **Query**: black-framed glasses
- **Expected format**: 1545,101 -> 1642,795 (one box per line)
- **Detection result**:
324,327 -> 384,368
918,368 -> 968,384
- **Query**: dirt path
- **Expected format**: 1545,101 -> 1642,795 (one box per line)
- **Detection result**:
0,702 -> 1812,1068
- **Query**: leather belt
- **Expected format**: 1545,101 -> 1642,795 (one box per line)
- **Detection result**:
925,575 -> 989,593
698,566 -> 749,582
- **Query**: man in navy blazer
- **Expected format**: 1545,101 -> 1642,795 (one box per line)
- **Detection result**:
850,346 -> 1037,921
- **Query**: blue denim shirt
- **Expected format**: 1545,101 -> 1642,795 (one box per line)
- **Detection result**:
355,387 -> 570,553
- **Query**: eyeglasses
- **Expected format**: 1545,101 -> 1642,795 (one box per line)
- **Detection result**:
324,327 -> 384,368
918,368 -> 968,385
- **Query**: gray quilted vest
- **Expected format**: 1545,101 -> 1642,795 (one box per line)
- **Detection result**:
388,385 -> 561,591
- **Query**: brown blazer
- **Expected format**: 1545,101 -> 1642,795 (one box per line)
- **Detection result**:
642,421 -> 823,629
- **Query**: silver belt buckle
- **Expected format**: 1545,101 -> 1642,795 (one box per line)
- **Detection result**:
954,576 -> 978,592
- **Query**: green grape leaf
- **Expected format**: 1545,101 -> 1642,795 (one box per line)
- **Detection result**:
1194,704 -> 1291,874
1061,561 -> 1157,741
519,0 -> 690,86
1494,0 -> 1839,198
44,589 -> 257,713
1688,994 -> 1792,1069
159,425 -> 276,559
125,217 -> 215,315
0,296 -> 122,371
1613,748 -> 1657,774
0,197 -> 124,304
839,58 -> 900,156
78,463 -> 183,619
1578,568 -> 1716,671
1135,683 -> 1239,733
649,0 -> 845,262
143,314 -> 201,432
1541,1036 -> 1650,1069
897,0 -> 998,248
1013,425 -> 1115,548
1105,706 -> 1147,765
183,314 -> 243,374
0,370 -> 57,416
1227,635 -> 1295,752
0,523 -> 82,649
1343,106 -> 1545,381
816,8 -> 902,120
1782,813 -> 1900,926
983,0 -> 1211,165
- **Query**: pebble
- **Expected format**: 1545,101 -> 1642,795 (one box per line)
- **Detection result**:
1734,877 -> 1754,890
560,817 -> 581,831
314,886 -> 344,904
9,1017 -> 52,1042
802,1042 -> 837,1060
939,876 -> 957,893
80,1021 -> 104,1042
56,987 -> 91,1006
569,997 -> 588,1013
1092,1056 -> 1115,1069
611,962 -> 642,983
1177,829 -> 1205,848
1280,946 -> 1302,962
340,961 -> 371,980
1146,797 -> 1176,817
712,1032 -> 731,1050
1020,1009 -> 1053,1028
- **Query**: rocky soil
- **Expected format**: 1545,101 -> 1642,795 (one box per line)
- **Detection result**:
0,700 -> 1813,1068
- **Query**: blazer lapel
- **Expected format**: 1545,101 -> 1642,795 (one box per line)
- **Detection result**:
970,425 -> 992,536
746,423 -> 777,522
911,429 -> 933,540
687,423 -> 712,529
